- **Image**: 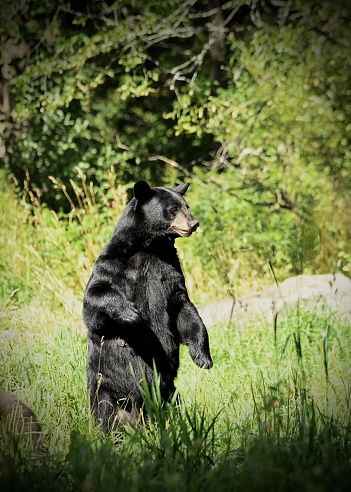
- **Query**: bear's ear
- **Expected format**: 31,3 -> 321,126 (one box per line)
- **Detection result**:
134,181 -> 152,205
173,183 -> 189,196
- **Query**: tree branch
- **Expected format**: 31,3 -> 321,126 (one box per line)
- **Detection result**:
115,136 -> 303,214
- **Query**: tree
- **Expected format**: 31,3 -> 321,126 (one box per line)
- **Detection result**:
1,0 -> 350,276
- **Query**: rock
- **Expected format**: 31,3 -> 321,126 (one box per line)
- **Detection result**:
0,391 -> 46,456
197,273 -> 351,328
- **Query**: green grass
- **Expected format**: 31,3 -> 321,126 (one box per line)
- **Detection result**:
1,299 -> 350,491
1,173 -> 351,491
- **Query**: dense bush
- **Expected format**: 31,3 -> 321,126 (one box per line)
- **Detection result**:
1,1 -> 350,278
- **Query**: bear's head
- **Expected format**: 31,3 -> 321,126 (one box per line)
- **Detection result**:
133,181 -> 199,238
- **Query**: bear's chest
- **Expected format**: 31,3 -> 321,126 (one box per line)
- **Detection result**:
126,253 -> 182,289
125,253 -> 184,316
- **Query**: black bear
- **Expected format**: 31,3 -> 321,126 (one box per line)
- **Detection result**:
83,181 -> 213,432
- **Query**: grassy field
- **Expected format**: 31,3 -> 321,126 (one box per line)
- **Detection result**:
1,174 -> 351,491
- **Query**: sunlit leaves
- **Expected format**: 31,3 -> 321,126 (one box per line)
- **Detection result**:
2,0 -> 351,275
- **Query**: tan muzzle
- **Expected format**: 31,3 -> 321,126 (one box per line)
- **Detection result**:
170,210 -> 199,237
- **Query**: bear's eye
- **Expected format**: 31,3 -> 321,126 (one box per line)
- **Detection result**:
170,206 -> 178,214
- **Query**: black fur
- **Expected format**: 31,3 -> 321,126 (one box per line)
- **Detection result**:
83,181 -> 212,432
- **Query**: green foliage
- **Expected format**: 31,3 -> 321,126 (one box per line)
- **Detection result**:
178,169 -> 297,298
0,168 -> 127,312
1,0 -> 350,276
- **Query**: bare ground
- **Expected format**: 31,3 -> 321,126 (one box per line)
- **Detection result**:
197,273 -> 351,328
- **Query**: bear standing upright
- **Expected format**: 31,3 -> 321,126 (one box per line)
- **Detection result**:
83,181 -> 213,432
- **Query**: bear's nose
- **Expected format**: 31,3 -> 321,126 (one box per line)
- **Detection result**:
191,219 -> 199,231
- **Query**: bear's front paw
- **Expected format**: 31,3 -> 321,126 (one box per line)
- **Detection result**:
191,351 -> 213,369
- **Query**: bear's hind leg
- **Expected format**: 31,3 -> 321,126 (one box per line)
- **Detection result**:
92,389 -> 141,432
91,389 -> 115,432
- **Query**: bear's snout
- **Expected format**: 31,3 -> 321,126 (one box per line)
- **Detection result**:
170,210 -> 199,237
190,219 -> 199,231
